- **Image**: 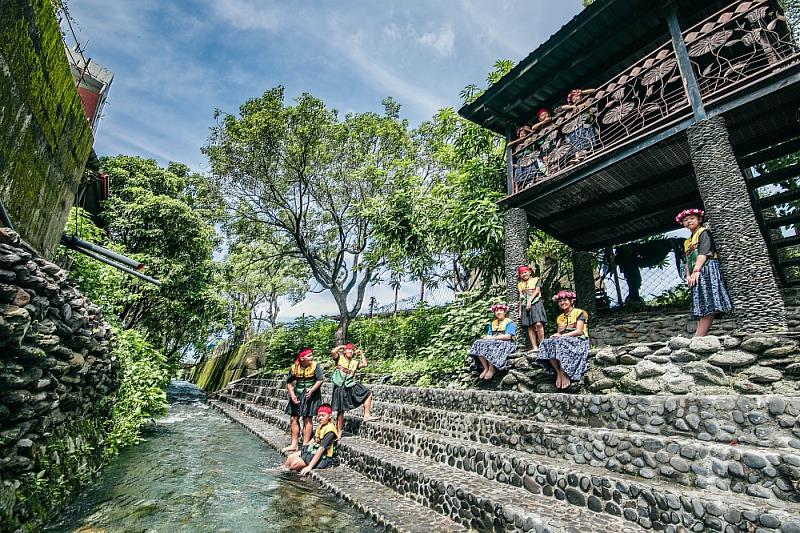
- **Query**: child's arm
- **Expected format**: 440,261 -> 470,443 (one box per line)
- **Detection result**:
357,349 -> 368,369
300,446 -> 327,475
286,370 -> 299,403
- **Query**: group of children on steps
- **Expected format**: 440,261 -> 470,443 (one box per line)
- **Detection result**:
281,343 -> 379,474
284,207 -> 732,471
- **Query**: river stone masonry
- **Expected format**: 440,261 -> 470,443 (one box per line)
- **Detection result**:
213,376 -> 800,532
0,229 -> 117,531
496,333 -> 800,398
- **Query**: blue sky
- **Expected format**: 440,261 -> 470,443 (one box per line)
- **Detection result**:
66,0 -> 583,319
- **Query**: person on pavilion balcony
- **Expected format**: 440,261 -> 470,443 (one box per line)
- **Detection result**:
558,88 -> 597,163
676,208 -> 732,337
468,303 -> 517,381
535,290 -> 589,390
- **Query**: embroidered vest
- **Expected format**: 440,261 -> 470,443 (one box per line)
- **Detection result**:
307,421 -> 339,458
290,361 -> 317,391
517,277 -> 541,305
331,353 -> 360,387
683,227 -> 719,272
557,308 -> 589,338
491,318 -> 513,336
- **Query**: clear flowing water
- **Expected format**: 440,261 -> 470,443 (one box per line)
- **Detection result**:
46,380 -> 379,533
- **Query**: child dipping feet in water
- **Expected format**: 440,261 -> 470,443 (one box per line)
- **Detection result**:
281,347 -> 324,453
284,404 -> 339,475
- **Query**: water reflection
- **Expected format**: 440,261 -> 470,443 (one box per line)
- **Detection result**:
46,380 -> 378,532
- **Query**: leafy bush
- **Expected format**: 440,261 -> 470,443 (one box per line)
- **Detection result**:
103,328 -> 171,460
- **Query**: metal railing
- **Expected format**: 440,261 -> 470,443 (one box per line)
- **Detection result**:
509,0 -> 800,195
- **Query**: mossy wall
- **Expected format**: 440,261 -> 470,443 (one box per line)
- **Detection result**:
190,339 -> 267,392
0,0 -> 94,258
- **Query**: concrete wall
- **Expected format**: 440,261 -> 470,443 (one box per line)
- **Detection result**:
0,0 -> 94,257
0,229 -> 116,530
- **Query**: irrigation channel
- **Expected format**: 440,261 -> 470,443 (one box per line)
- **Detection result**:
46,380 -> 378,532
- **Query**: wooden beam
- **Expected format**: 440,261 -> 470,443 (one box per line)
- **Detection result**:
738,132 -> 800,168
664,4 -> 706,120
535,164 -> 694,225
766,212 -> 800,229
748,163 -> 800,189
758,188 -> 800,209
774,234 -> 800,249
558,191 -> 698,239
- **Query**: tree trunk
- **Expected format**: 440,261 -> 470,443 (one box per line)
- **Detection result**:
335,314 -> 350,345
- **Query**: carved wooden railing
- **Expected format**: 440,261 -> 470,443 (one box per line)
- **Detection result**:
510,0 -> 800,195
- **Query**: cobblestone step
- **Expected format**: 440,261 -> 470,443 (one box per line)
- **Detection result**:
209,399 -> 467,533
238,377 -> 800,449
231,387 -> 800,503
215,393 -> 800,532
212,397 -> 643,532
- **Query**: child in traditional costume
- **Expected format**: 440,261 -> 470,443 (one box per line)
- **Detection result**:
468,303 -> 517,380
559,89 -> 597,162
281,347 -> 324,453
330,343 -> 379,435
536,290 -> 589,389
676,208 -> 732,336
284,404 -> 339,475
517,265 -> 546,351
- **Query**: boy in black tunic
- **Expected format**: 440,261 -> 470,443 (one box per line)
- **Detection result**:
284,404 -> 339,475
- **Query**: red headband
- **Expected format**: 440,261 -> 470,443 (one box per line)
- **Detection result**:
517,265 -> 531,275
317,405 -> 332,415
675,208 -> 705,224
294,347 -> 313,364
537,108 -> 549,119
344,343 -> 355,351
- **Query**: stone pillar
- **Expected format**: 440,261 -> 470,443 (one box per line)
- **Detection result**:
504,208 -> 528,325
572,250 -> 597,317
687,115 -> 787,332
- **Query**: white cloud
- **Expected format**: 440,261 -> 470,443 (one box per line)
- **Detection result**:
416,24 -> 455,57
207,0 -> 285,30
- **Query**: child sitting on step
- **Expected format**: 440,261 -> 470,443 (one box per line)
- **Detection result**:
281,347 -> 324,453
284,404 -> 339,475
330,343 -> 380,435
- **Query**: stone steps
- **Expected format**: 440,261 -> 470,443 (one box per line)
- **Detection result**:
215,393 -> 799,532
212,396 -> 643,532
233,383 -> 800,504
211,399 -> 467,533
242,378 -> 800,449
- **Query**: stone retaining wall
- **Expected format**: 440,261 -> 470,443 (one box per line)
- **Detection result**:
0,229 -> 116,530
591,287 -> 800,347
501,333 -> 800,397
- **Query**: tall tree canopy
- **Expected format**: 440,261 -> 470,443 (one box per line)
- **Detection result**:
204,87 -> 414,342
98,156 -> 225,360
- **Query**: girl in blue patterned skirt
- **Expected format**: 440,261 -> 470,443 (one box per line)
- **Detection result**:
676,208 -> 732,337
536,290 -> 589,389
469,304 -> 517,380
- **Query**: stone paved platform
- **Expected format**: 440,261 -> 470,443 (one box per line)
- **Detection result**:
213,377 -> 800,532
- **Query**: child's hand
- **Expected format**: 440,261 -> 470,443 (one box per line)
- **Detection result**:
290,394 -> 299,404
304,390 -> 312,399
300,466 -> 312,476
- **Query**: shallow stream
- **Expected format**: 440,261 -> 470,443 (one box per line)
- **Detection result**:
46,380 -> 378,532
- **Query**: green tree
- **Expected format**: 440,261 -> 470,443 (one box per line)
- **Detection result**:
100,155 -> 225,361
204,87 -> 414,342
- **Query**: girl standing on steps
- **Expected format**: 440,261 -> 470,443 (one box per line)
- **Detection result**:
676,208 -> 732,337
517,265 -> 546,351
535,290 -> 589,390
468,304 -> 517,381
282,347 -> 324,453
330,343 -> 380,435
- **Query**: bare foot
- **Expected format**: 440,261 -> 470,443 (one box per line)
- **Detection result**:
485,369 -> 496,380
479,370 -> 488,379
281,445 -> 298,453
363,415 -> 381,423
